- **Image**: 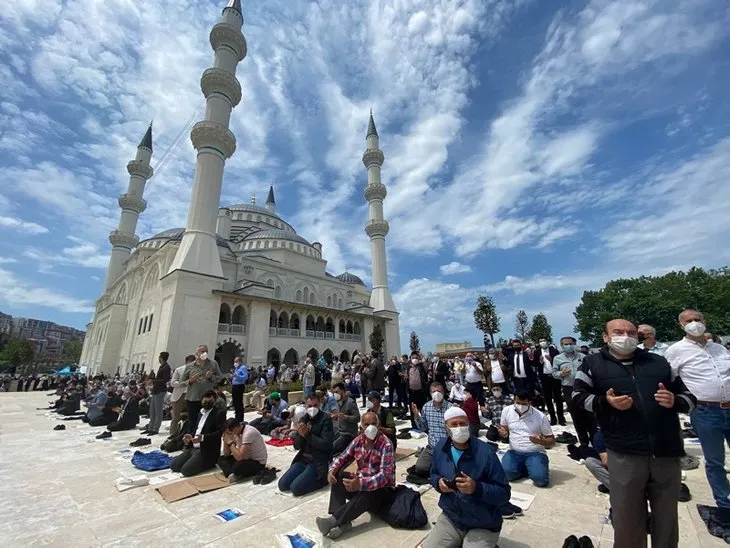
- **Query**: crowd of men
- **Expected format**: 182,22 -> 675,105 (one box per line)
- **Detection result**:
29,308 -> 730,547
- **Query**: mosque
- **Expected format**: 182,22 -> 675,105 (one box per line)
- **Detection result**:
79,0 -> 400,375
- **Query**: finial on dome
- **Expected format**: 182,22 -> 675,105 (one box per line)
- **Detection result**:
250,193 -> 256,205
367,110 -> 378,138
139,122 -> 153,151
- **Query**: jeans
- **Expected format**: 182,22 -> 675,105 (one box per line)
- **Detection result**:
466,381 -> 484,406
148,392 -> 165,433
278,461 -> 324,496
691,405 -> 730,509
501,450 -> 549,487
304,385 -> 315,398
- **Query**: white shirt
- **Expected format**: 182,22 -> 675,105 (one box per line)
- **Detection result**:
638,341 -> 669,357
450,384 -> 465,401
490,360 -> 505,384
666,338 -> 730,402
512,352 -> 526,378
194,407 -> 213,448
541,349 -> 553,374
465,361 -> 483,383
501,405 -> 554,454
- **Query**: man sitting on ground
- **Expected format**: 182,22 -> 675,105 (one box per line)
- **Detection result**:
499,390 -> 555,487
82,384 -> 109,423
412,382 -> 452,477
585,428 -> 610,493
316,411 -> 395,540
218,418 -> 269,483
89,387 -> 123,426
331,382 -> 361,455
271,405 -> 306,440
366,391 -> 397,449
424,407 -> 511,548
171,390 -> 224,477
249,391 -> 288,435
278,393 -> 334,496
483,386 -> 514,442
107,388 -> 142,432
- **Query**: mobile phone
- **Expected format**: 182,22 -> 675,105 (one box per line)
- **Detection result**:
342,472 -> 355,480
443,477 -> 457,490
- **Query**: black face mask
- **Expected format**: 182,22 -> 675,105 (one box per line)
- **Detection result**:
637,333 -> 646,343
201,401 -> 215,410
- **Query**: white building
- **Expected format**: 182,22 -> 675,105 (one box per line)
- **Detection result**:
80,0 -> 400,375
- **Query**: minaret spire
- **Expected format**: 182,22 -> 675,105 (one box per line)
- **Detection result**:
105,125 -> 154,289
265,185 -> 276,213
367,109 -> 378,138
167,0 -> 246,278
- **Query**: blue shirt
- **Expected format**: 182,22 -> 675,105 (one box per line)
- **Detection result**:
593,429 -> 606,454
232,364 -> 249,386
450,446 -> 464,465
322,395 -> 338,414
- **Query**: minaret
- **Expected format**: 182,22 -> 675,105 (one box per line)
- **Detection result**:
362,111 -> 396,312
105,124 -> 153,289
265,185 -> 276,213
167,0 -> 246,278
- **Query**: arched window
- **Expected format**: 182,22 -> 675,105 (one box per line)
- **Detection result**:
232,305 -> 246,326
278,312 -> 289,329
327,296 -> 332,307
346,321 -> 353,334
267,279 -> 274,287
219,303 -> 232,324
339,319 -> 346,333
338,298 -> 343,309
290,314 -> 300,330
303,287 -> 309,302
306,315 -> 315,331
269,310 -> 278,328
295,290 -> 302,302
353,321 -> 361,335
309,293 -> 316,305
274,286 -> 282,299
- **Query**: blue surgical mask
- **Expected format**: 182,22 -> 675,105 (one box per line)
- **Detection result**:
563,345 -> 575,353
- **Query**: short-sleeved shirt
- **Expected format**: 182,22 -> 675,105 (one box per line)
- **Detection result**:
241,425 -> 268,465
500,405 -> 554,454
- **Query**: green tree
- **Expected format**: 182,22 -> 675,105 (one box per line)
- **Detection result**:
369,324 -> 384,355
474,295 -> 500,346
574,267 -> 730,346
515,310 -> 529,341
63,340 -> 83,363
0,339 -> 35,367
409,331 -> 420,353
528,313 -> 553,342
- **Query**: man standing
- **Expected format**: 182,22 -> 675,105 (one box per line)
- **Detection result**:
665,309 -> 730,511
463,353 -> 485,405
181,345 -> 223,433
507,339 -> 536,394
366,390 -> 396,449
369,351 -> 386,394
412,382 -> 452,477
316,411 -> 395,540
573,319 -> 696,548
144,352 -> 171,436
407,351 -> 429,427
638,324 -> 669,356
425,407 -> 511,548
231,354 -> 249,422
433,353 -> 450,395
387,356 -> 404,408
330,382 -> 361,455
169,355 -> 193,437
303,357 -> 316,397
537,338 -> 564,426
553,337 -> 594,444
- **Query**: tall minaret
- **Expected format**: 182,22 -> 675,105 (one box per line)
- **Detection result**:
105,124 -> 153,289
363,111 -> 396,312
167,0 -> 246,279
265,185 -> 276,213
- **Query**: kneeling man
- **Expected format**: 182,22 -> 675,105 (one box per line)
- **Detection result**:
316,411 -> 395,540
171,390 -> 224,477
424,407 -> 511,548
218,418 -> 268,483
499,390 -> 555,487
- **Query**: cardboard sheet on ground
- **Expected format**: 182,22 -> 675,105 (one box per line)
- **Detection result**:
189,472 -> 229,492
395,447 -> 416,461
509,491 -> 535,511
156,472 -> 230,503
149,472 -> 183,486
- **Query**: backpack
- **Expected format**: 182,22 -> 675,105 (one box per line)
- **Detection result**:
377,485 -> 428,529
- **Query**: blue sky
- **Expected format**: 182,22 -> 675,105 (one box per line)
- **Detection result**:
0,0 -> 728,352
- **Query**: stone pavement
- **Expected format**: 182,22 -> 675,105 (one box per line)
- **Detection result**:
0,392 -> 725,547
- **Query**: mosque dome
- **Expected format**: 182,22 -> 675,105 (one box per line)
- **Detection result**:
243,229 -> 311,246
141,228 -> 231,249
226,203 -> 284,220
336,272 -> 366,286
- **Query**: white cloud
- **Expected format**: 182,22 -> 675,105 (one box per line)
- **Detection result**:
440,261 -> 472,275
0,267 -> 93,314
0,257 -> 18,264
24,236 -> 110,269
0,215 -> 48,234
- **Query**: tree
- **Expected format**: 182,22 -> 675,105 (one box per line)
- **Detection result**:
528,313 -> 553,342
0,339 -> 35,367
63,340 -> 83,363
474,295 -> 500,346
409,331 -> 420,353
574,267 -> 730,347
369,324 -> 384,355
515,310 -> 529,341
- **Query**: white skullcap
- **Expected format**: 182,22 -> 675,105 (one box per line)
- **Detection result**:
444,407 -> 467,422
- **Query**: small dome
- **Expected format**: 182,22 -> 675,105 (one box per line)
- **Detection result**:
243,229 -> 311,246
226,203 -> 285,220
336,272 -> 366,286
142,228 -> 230,249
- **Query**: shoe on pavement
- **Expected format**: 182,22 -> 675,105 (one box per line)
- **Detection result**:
500,505 -> 516,519
559,419 -> 567,426
578,536 -> 594,548
130,438 -> 151,447
260,467 -> 278,485
227,473 -> 241,484
53,424 -> 66,431
252,469 -> 265,485
507,502 -> 523,516
679,482 -> 691,502
328,521 -> 352,539
96,431 -> 112,439
316,516 -> 336,536
597,483 -> 610,494
562,535 -> 580,548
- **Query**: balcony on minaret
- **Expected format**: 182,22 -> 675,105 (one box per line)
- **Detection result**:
365,220 -> 390,238
362,149 -> 384,168
126,160 -> 153,179
118,193 -> 147,214
109,230 -> 139,250
364,183 -> 387,201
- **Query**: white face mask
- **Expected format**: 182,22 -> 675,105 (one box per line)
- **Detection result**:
199,352 -> 208,360
306,407 -> 319,418
411,359 -> 419,365
333,392 -> 341,401
449,426 -> 470,444
608,335 -> 638,354
539,341 -> 548,349
515,403 -> 529,414
363,424 -> 378,440
365,400 -> 374,410
431,391 -> 444,403
684,321 -> 706,337
492,390 -> 502,398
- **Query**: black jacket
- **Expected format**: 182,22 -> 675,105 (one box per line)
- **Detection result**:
573,348 -> 696,457
292,411 -> 334,481
190,408 -> 225,465
152,363 -> 171,395
505,350 -> 538,382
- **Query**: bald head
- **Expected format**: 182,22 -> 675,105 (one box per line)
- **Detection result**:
361,411 -> 379,428
605,319 -> 637,337
679,309 -> 704,326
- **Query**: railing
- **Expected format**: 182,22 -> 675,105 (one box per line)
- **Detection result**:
218,323 -> 230,333
230,324 -> 245,334
269,327 -> 277,336
290,329 -> 300,337
338,333 -> 345,340
277,328 -> 288,337
353,334 -> 361,342
325,332 -> 334,339
315,331 -> 325,339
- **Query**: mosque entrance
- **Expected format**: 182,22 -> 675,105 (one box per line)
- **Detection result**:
215,341 -> 241,373
267,348 -> 281,368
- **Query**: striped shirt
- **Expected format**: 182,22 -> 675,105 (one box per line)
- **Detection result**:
330,433 -> 395,491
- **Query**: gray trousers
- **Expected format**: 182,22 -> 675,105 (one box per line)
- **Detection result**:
415,444 -> 434,476
607,450 -> 680,548
585,457 -> 610,490
148,392 -> 165,433
423,513 -> 499,548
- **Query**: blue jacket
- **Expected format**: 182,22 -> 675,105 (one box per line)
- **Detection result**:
430,436 -> 511,532
232,364 -> 249,386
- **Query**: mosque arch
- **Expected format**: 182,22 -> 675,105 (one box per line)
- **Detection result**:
353,321 -> 361,335
322,349 -> 334,363
274,286 -> 282,299
231,305 -> 246,326
283,348 -> 299,365
115,283 -> 128,305
269,310 -> 278,328
305,315 -> 315,331
219,303 -> 232,324
267,348 -> 281,367
215,338 -> 243,373
338,298 -> 343,309
295,289 -> 303,302
325,317 -> 334,334
303,287 -> 309,302
277,311 -> 289,329
307,348 -> 319,361
289,313 -> 300,331
315,316 -> 325,331
339,349 -> 350,363
338,319 -> 346,333
309,292 -> 316,305
143,264 -> 160,292
346,321 -> 353,334
327,295 -> 332,308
